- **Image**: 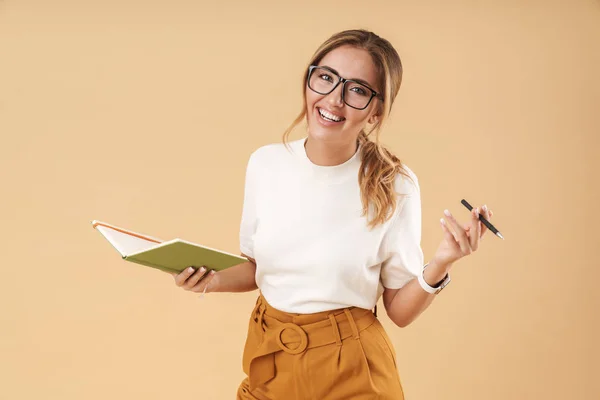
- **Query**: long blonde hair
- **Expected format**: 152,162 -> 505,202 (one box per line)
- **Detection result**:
283,29 -> 415,229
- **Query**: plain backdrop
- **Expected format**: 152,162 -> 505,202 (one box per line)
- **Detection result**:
1,0 -> 598,399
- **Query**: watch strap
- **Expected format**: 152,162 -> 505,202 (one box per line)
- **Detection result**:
418,263 -> 451,294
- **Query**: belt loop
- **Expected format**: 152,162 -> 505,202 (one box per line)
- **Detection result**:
343,309 -> 360,340
328,313 -> 343,346
258,306 -> 267,332
253,297 -> 261,322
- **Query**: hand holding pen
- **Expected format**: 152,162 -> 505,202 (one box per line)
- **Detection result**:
431,200 -> 501,271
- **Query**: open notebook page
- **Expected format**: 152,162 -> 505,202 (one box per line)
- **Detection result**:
92,220 -> 163,257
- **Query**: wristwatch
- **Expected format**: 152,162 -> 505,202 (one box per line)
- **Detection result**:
417,263 -> 451,294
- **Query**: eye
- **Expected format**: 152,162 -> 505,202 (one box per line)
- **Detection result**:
319,73 -> 334,82
349,86 -> 368,96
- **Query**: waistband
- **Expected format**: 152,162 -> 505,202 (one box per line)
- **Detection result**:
247,292 -> 377,391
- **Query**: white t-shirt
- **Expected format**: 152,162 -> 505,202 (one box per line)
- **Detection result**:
239,137 -> 424,313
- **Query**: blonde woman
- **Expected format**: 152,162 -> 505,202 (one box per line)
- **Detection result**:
171,29 -> 494,400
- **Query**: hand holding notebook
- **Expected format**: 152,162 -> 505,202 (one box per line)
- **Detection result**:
169,265 -> 219,296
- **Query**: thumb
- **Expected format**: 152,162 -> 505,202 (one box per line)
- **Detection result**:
464,225 -> 471,237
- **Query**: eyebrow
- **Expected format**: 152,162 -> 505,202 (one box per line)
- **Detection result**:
320,65 -> 377,91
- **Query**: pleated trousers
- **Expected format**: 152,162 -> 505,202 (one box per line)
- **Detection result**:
236,293 -> 405,400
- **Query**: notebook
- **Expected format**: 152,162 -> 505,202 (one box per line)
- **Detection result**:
92,220 -> 248,274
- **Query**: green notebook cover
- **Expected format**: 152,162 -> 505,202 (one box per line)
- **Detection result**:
124,239 -> 248,274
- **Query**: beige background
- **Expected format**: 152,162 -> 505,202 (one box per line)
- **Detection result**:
1,0 -> 598,399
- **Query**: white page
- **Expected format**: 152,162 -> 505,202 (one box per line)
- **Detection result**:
94,221 -> 162,257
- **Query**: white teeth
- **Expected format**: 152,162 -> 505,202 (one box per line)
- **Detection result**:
318,108 -> 344,122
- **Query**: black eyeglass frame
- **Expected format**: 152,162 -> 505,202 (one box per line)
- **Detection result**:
307,65 -> 383,110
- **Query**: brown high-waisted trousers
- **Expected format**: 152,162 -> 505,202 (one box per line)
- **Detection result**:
236,293 -> 405,400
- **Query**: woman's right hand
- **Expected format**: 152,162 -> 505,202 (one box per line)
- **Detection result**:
169,266 -> 219,294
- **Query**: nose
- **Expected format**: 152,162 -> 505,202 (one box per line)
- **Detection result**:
325,82 -> 344,108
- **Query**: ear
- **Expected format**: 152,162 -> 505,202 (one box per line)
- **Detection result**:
368,114 -> 379,125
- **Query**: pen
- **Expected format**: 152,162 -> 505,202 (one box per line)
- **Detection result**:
461,199 -> 504,240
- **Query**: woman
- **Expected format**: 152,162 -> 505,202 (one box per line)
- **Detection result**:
170,29 -> 493,399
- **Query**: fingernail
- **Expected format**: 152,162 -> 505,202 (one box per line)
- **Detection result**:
210,270 -> 216,275
483,204 -> 488,212
475,207 -> 479,216
440,218 -> 445,225
187,267 -> 194,273
443,209 -> 451,217
200,267 -> 206,273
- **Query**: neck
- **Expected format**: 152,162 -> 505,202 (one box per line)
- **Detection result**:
304,137 -> 358,166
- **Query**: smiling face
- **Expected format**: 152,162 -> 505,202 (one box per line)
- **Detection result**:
306,45 -> 382,146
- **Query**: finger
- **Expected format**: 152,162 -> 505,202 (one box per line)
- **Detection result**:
196,270 -> 218,295
480,204 -> 492,237
440,218 -> 459,247
443,209 -> 471,255
174,267 -> 196,286
463,225 -> 471,239
470,207 -> 482,250
184,267 -> 210,290
205,270 -> 218,293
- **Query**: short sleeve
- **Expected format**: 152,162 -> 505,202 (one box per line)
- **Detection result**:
380,170 -> 425,289
239,151 -> 259,258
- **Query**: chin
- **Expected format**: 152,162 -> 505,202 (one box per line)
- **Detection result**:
308,126 -> 337,141
307,112 -> 344,142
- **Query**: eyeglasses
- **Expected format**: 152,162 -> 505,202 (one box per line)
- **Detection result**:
307,65 -> 383,110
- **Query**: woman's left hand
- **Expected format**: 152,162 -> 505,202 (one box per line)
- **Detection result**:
432,204 -> 494,270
